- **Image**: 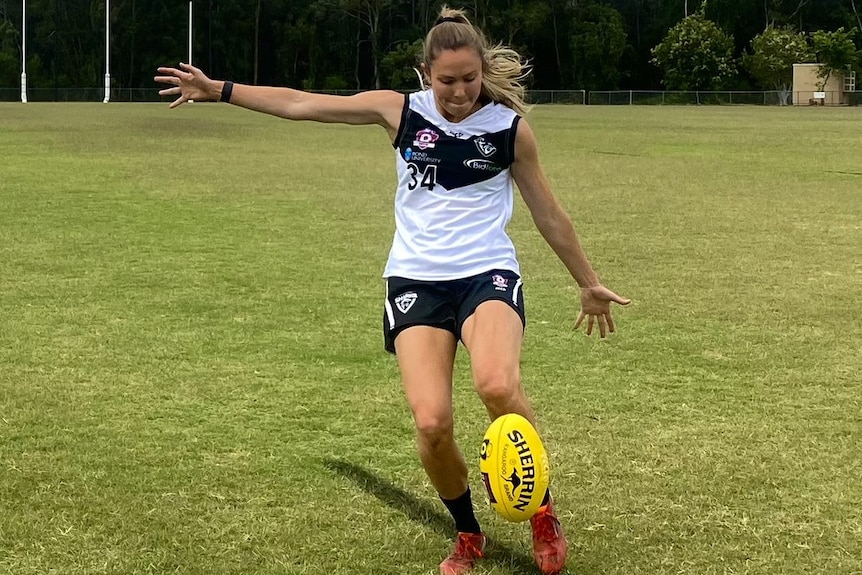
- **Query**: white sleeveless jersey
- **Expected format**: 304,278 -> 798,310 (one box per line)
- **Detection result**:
382,90 -> 522,280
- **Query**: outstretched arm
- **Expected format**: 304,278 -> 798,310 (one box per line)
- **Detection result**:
511,119 -> 630,337
154,62 -> 404,136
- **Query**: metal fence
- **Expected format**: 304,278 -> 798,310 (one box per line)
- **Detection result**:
1,87 -> 858,106
527,90 -> 586,105
588,90 -> 860,106
589,90 -> 789,105
0,87 -> 163,102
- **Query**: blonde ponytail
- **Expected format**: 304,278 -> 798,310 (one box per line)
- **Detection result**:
423,6 -> 531,115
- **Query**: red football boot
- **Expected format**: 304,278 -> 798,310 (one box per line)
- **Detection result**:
530,501 -> 568,574
439,532 -> 486,575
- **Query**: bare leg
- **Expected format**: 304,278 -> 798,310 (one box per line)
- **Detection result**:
460,300 -> 535,424
394,325 -> 466,499
462,301 -> 568,574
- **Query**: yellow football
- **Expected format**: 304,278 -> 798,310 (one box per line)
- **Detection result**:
479,413 -> 550,522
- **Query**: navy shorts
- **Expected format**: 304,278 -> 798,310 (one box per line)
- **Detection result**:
383,269 -> 526,354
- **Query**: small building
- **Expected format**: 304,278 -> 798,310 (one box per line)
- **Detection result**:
792,63 -> 856,105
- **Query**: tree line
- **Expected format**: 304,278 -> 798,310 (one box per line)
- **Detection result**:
0,0 -> 860,94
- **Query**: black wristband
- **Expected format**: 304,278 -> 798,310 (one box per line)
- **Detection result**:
220,81 -> 234,103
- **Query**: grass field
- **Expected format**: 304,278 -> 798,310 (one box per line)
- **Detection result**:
1,102 -> 860,575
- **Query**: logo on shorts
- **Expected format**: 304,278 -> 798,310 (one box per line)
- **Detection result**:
395,291 -> 418,313
491,274 -> 508,291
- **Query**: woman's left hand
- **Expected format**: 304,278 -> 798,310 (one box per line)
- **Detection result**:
575,285 -> 631,338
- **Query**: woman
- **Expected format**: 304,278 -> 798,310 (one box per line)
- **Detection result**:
156,7 -> 629,575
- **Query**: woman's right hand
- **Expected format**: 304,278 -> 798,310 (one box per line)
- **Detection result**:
154,62 -> 220,108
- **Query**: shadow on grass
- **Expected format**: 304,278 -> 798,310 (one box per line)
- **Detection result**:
323,458 -> 538,573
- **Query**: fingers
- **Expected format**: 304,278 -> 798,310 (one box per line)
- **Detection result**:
576,284 -> 630,337
575,312 -> 616,338
154,75 -> 180,86
600,287 -> 631,306
574,311 -> 585,330
598,314 -> 608,338
606,313 -> 616,334
155,64 -> 192,107
178,61 -> 197,73
154,68 -> 186,85
586,314 -> 608,338
160,86 -> 189,108
155,63 -> 197,85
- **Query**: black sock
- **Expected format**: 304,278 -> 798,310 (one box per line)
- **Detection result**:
441,488 -> 482,534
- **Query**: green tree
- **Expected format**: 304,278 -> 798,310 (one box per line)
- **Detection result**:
380,39 -> 422,90
570,2 -> 628,91
0,17 -> 19,88
742,25 -> 812,103
321,0 -> 391,89
651,11 -> 737,90
811,27 -> 859,90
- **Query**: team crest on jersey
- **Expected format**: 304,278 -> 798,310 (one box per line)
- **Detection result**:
492,274 -> 509,291
413,129 -> 439,150
395,291 -> 418,313
475,137 -> 497,157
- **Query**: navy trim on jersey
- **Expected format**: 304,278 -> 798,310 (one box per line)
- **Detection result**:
507,115 -> 521,162
392,93 -> 411,148
395,109 -> 517,190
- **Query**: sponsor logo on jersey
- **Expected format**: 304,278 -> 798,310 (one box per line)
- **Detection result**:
413,128 -> 439,150
404,148 -> 441,164
475,137 -> 497,157
395,291 -> 418,313
464,158 -> 502,172
492,274 -> 508,291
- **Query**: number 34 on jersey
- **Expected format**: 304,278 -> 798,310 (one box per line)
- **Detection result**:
406,162 -> 438,191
